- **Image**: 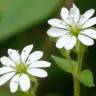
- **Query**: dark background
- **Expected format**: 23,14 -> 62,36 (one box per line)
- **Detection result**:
0,0 -> 96,96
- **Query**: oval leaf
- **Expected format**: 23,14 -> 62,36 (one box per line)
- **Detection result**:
52,55 -> 78,74
79,69 -> 94,87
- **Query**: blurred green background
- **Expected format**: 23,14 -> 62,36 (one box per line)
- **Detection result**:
0,0 -> 96,96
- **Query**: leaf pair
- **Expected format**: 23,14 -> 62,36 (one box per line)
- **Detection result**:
52,55 -> 94,87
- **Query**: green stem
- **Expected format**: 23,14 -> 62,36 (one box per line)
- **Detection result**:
78,49 -> 84,73
73,42 -> 85,96
33,79 -> 39,94
73,55 -> 81,96
60,48 -> 80,96
32,78 -> 39,96
60,49 -> 75,75
60,49 -> 71,59
26,76 -> 39,96
73,77 -> 80,96
31,92 -> 36,96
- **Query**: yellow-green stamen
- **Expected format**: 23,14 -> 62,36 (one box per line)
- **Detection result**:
16,64 -> 27,73
69,25 -> 81,36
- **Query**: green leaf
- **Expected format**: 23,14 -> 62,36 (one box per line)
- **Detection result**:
52,55 -> 78,74
79,69 -> 94,87
0,0 -> 61,41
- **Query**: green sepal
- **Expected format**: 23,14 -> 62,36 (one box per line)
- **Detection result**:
78,69 -> 94,87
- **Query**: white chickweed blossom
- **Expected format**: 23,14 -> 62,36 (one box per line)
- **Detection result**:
0,44 -> 51,93
47,3 -> 96,50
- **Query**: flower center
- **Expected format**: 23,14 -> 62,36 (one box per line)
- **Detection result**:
16,64 -> 27,73
69,25 -> 81,36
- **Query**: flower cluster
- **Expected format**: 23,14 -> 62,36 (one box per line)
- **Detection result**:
0,44 -> 51,93
0,3 -> 96,95
47,4 -> 96,50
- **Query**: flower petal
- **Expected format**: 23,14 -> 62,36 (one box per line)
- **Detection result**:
8,49 -> 20,64
0,67 -> 15,75
47,27 -> 68,37
70,4 -> 80,23
21,44 -> 33,63
10,74 -> 20,93
78,34 -> 94,46
79,9 -> 95,25
56,35 -> 76,50
19,74 -> 30,92
27,68 -> 48,78
56,35 -> 68,49
0,72 -> 15,86
61,7 -> 71,24
81,29 -> 96,39
82,17 -> 96,28
48,19 -> 67,29
26,51 -> 43,65
64,35 -> 77,50
28,61 -> 51,68
56,34 -> 76,50
0,56 -> 15,67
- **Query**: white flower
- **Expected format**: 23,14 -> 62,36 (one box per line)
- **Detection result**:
47,4 -> 96,50
0,44 -> 51,93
